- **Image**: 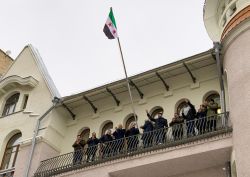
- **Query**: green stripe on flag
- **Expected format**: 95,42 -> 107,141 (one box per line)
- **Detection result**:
109,9 -> 117,28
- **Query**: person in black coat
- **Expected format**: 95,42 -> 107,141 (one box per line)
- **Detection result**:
169,113 -> 184,140
140,119 -> 154,148
182,99 -> 197,137
113,124 -> 126,154
86,132 -> 99,162
146,110 -> 168,144
72,135 -> 86,165
99,129 -> 114,158
125,122 -> 140,152
196,104 -> 207,134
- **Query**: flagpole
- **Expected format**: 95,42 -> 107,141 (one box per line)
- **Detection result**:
117,37 -> 137,123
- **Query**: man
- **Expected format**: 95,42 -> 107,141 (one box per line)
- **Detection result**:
113,124 -> 126,154
169,113 -> 184,140
86,132 -> 99,162
140,119 -> 154,148
146,110 -> 168,144
100,129 -> 114,158
72,135 -> 86,165
181,99 -> 196,137
204,99 -> 218,131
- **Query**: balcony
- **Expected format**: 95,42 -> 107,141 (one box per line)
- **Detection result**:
34,112 -> 232,177
0,168 -> 15,177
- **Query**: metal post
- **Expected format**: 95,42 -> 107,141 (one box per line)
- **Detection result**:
214,42 -> 226,126
24,97 -> 60,177
117,37 -> 137,122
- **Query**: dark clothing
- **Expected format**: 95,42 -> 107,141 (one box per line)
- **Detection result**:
113,128 -> 126,153
196,110 -> 207,134
182,102 -> 196,137
100,134 -> 113,158
147,113 -> 168,129
147,113 -> 168,144
86,137 -> 99,162
170,118 -> 184,140
113,129 -> 126,139
72,140 -> 85,165
141,120 -> 154,148
125,127 -> 140,152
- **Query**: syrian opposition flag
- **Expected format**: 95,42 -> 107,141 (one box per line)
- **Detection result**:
103,8 -> 118,39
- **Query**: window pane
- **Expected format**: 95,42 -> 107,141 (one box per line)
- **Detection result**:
2,93 -> 20,116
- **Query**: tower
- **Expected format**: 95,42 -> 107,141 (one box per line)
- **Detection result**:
204,0 -> 250,176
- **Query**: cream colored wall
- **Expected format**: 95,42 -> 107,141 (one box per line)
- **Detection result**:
0,46 -> 55,168
50,62 -> 226,154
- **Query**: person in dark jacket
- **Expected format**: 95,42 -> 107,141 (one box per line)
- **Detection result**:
181,99 -> 196,137
140,119 -> 154,148
196,104 -> 207,134
169,113 -> 184,140
113,124 -> 126,154
125,122 -> 140,152
204,99 -> 218,132
72,135 -> 86,165
86,132 -> 99,162
146,110 -> 168,144
99,129 -> 114,158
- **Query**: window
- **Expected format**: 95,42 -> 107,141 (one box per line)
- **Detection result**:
125,116 -> 136,130
101,122 -> 113,135
205,93 -> 221,113
2,93 -> 20,116
176,101 -> 187,115
80,128 -> 90,142
1,133 -> 22,170
151,107 -> 164,118
22,94 -> 29,110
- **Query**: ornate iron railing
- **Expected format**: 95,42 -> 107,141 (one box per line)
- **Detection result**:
34,112 -> 231,177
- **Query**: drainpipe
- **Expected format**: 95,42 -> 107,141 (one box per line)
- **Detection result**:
24,97 -> 60,177
214,42 -> 226,124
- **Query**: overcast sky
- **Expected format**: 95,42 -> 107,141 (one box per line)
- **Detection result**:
0,0 -> 212,96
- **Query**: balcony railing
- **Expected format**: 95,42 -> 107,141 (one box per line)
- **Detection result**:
0,168 -> 15,177
34,112 -> 231,177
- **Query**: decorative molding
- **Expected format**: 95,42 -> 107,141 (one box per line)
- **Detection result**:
92,112 -> 100,119
138,98 -> 147,105
114,105 -> 123,112
190,82 -> 200,89
163,90 -> 173,98
0,75 -> 38,90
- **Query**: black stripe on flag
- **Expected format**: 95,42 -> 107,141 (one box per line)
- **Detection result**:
103,24 -> 115,39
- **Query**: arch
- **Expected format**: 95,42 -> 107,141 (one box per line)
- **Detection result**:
203,90 -> 220,104
100,120 -> 113,136
78,127 -> 90,142
0,131 -> 22,170
149,106 -> 164,118
2,92 -> 20,116
174,98 -> 189,115
124,113 -> 137,130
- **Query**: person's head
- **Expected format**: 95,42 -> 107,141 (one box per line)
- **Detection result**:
209,99 -> 215,104
118,124 -> 123,129
92,132 -> 96,138
157,111 -> 163,118
105,129 -> 112,135
129,121 -> 136,129
200,104 -> 206,111
174,113 -> 179,118
77,135 -> 81,140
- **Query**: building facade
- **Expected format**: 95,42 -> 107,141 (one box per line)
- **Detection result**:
0,0 -> 249,177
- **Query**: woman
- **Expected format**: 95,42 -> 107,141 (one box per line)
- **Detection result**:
125,122 -> 140,152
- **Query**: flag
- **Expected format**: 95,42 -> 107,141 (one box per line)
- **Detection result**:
103,8 -> 118,39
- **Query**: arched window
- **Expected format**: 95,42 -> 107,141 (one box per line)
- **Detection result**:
125,116 -> 136,130
175,99 -> 189,115
1,133 -> 22,170
101,121 -> 113,135
2,93 -> 20,116
80,128 -> 90,142
205,92 -> 221,113
150,106 -> 164,118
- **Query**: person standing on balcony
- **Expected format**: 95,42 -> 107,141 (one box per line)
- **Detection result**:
204,99 -> 218,132
125,122 -> 140,152
113,124 -> 126,154
181,99 -> 196,137
100,129 -> 114,158
169,113 -> 184,140
146,110 -> 168,144
72,135 -> 86,165
196,104 -> 207,134
140,119 -> 154,148
86,132 -> 99,162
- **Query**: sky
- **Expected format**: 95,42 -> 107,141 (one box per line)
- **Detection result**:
0,0 -> 212,96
